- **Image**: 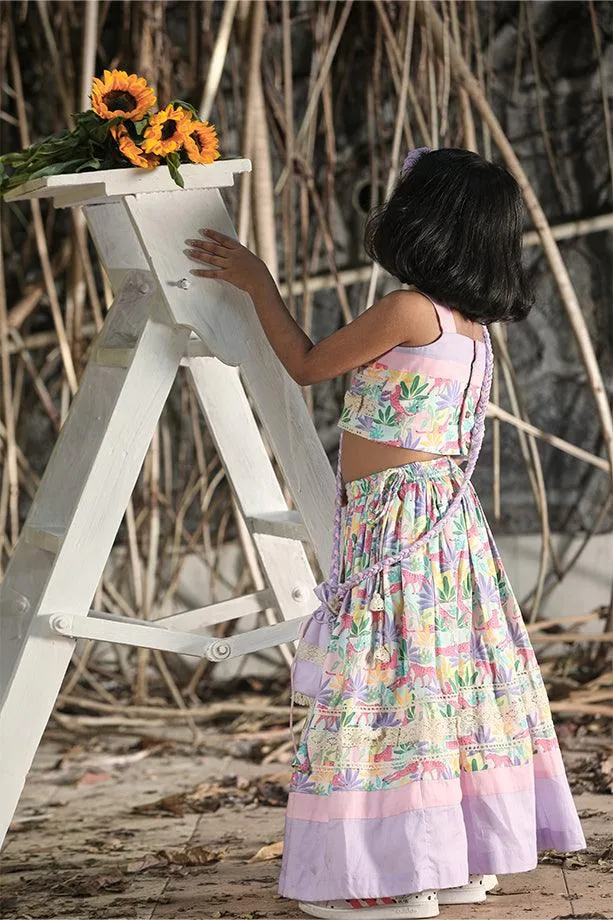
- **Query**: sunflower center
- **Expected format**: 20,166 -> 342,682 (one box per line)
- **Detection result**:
104,90 -> 137,112
161,120 -> 177,140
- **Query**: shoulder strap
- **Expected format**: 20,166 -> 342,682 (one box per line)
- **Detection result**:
414,289 -> 457,334
328,432 -> 346,590
431,300 -> 457,334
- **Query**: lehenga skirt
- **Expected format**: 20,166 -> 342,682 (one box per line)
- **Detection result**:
278,456 -> 586,902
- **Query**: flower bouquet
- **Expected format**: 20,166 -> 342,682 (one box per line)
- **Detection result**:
0,69 -> 220,196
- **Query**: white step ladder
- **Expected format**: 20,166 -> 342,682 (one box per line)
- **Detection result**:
0,160 -> 335,846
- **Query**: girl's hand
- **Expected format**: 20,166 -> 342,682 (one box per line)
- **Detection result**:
184,228 -> 269,296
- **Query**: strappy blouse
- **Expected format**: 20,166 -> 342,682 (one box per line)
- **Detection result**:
337,294 -> 487,457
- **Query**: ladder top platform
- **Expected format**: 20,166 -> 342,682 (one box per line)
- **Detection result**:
4,158 -> 252,204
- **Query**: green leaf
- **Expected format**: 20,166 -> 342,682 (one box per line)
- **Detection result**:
166,152 -> 184,189
90,117 -> 124,144
28,158 -> 91,180
399,376 -> 430,402
376,405 -> 397,425
132,118 -> 148,136
168,98 -> 198,118
73,111 -> 93,128
0,151 -> 31,166
75,158 -> 102,172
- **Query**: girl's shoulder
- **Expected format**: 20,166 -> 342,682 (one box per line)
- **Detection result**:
378,288 -> 453,347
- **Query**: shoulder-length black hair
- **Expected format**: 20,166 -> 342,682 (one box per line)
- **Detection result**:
363,147 -> 535,324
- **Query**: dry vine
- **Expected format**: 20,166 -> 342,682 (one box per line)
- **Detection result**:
1,1 -> 611,734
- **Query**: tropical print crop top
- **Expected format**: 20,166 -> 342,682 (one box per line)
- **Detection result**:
338,294 -> 487,457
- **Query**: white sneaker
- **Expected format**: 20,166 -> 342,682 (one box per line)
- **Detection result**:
298,890 -> 439,919
436,874 -> 498,904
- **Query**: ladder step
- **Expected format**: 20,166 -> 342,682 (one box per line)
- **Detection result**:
246,510 -> 308,542
181,334 -> 215,362
155,589 -> 276,631
94,347 -> 135,368
23,524 -> 66,553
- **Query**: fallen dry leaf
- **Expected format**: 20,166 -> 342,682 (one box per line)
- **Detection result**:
131,775 -> 288,817
126,852 -> 167,873
127,846 -> 225,872
133,792 -> 188,816
77,770 -> 112,786
49,872 -> 128,896
600,754 -> 613,792
155,846 -> 224,866
249,840 -> 283,861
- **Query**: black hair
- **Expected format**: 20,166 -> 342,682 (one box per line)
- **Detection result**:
363,147 -> 535,324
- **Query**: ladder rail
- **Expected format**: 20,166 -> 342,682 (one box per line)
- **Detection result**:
0,162 -> 336,850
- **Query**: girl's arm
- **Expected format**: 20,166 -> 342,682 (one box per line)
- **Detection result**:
185,228 -> 425,385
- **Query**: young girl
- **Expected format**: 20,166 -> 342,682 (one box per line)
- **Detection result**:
185,147 -> 586,920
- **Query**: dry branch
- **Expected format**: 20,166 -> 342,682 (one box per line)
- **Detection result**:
2,0 -> 610,717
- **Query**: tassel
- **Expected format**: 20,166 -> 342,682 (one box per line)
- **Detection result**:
369,591 -> 385,611
374,644 -> 391,663
370,584 -> 388,662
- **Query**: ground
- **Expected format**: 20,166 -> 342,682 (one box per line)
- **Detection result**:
1,715 -> 612,920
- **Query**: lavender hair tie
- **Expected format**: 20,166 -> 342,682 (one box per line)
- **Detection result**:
401,146 -> 430,176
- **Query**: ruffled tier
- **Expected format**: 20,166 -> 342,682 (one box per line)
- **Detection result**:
278,749 -> 586,901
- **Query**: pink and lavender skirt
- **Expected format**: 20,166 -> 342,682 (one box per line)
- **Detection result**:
279,456 -> 586,901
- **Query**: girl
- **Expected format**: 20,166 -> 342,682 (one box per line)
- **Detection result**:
185,147 -> 586,920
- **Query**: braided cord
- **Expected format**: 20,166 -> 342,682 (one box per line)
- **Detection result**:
328,323 -> 494,603
327,429 -> 346,591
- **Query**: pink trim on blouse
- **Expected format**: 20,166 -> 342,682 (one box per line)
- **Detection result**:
337,297 -> 486,456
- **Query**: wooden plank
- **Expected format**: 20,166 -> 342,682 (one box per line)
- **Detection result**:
155,589 -> 275,630
51,608 -> 306,659
182,335 -> 215,360
0,174 -> 335,853
16,275 -> 167,542
0,286 -> 189,845
222,613 -> 308,657
126,188 -> 335,572
124,188 -> 252,367
22,524 -> 65,554
94,347 -> 136,368
85,200 -> 151,295
3,159 -> 251,203
188,358 -> 319,622
50,613 -> 213,658
247,510 -> 309,542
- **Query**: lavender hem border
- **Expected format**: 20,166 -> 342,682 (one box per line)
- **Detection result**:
278,775 -> 586,901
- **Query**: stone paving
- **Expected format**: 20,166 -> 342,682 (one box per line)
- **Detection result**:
1,725 -> 611,920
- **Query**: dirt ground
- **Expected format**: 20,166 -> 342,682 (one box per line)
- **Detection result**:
2,712 -> 612,920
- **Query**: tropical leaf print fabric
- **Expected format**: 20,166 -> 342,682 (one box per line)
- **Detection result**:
279,458 -> 586,902
338,363 -> 482,454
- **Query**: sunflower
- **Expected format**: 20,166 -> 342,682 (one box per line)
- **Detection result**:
183,120 -> 221,165
111,124 -> 161,169
141,104 -> 195,156
91,69 -> 156,121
